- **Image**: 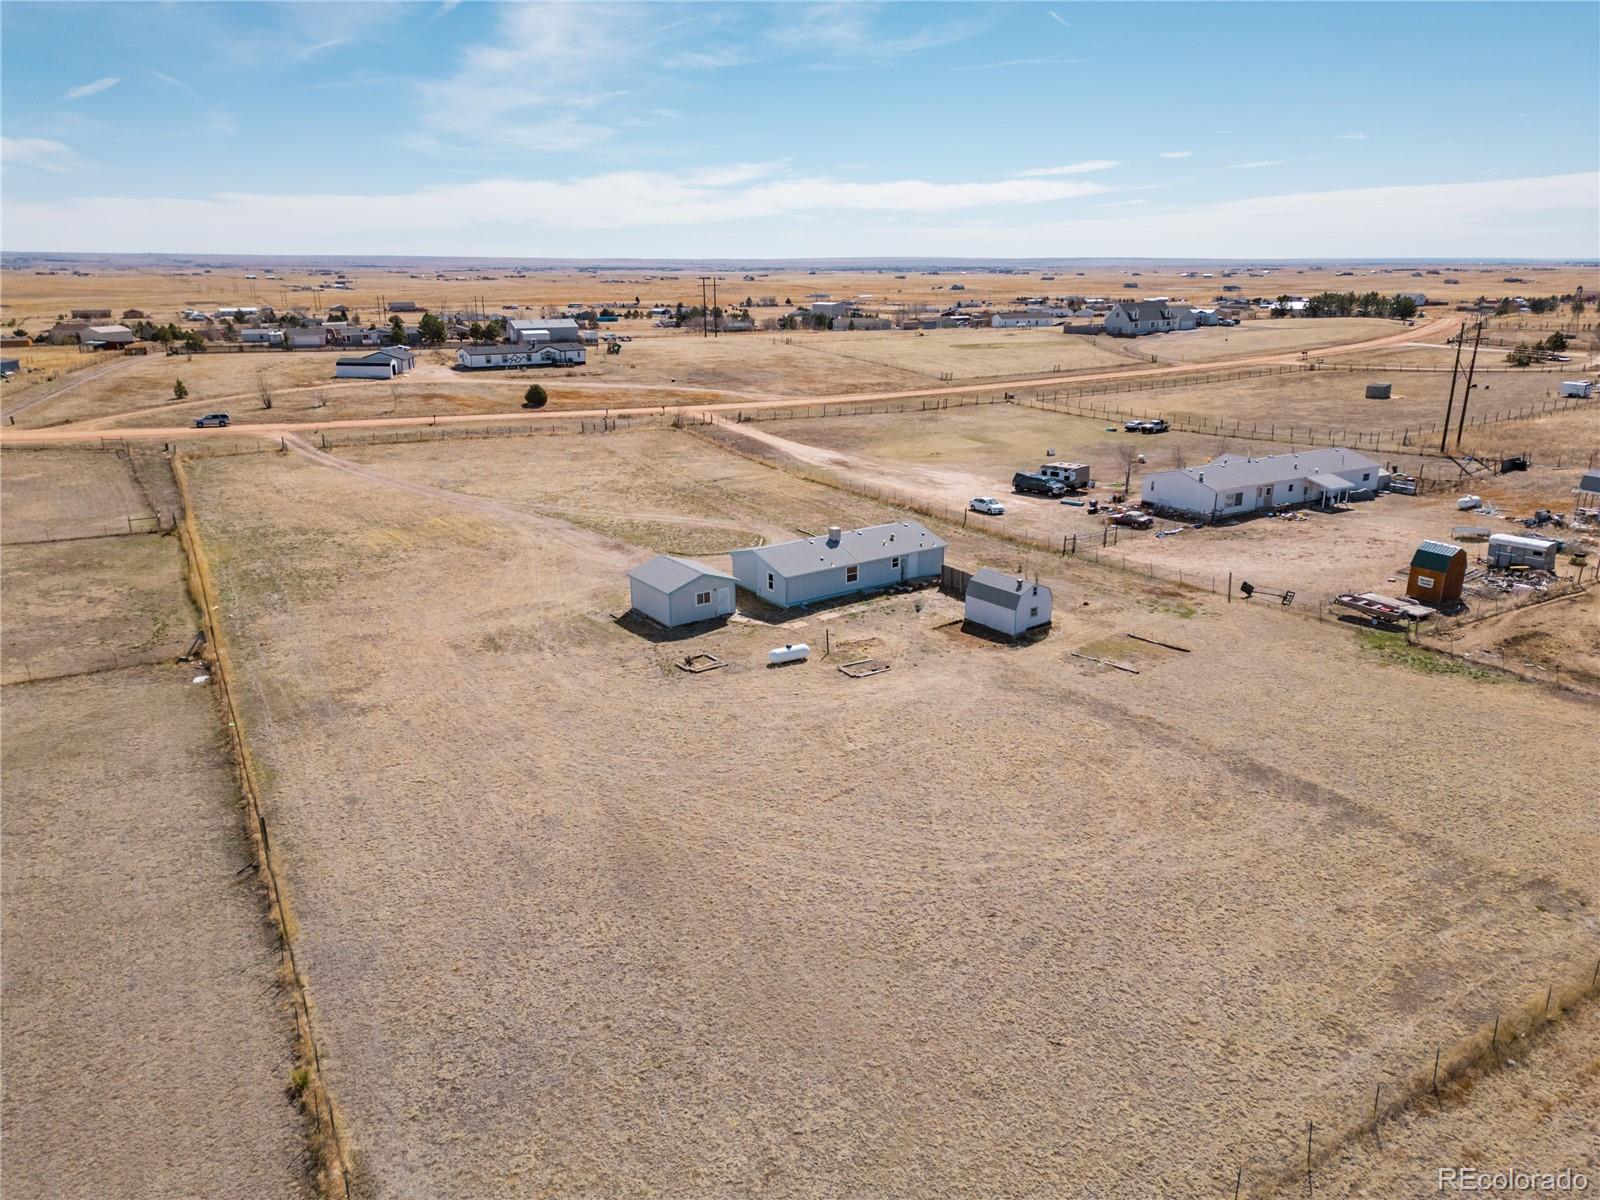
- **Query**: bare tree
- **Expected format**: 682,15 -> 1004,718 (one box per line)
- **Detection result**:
255,372 -> 273,410
1169,445 -> 1188,469
1115,441 -> 1140,492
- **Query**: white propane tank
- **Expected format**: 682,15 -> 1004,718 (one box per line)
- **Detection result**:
768,643 -> 810,666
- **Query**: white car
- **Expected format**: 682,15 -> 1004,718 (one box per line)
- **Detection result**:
969,497 -> 1005,515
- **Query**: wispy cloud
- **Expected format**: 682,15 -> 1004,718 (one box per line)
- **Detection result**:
1098,199 -> 1147,208
768,3 -> 979,63
206,111 -> 238,138
1336,132 -> 1368,140
1047,10 -> 1070,27
65,76 -> 120,101
299,37 -> 349,59
147,69 -> 196,96
0,136 -> 85,174
952,57 -> 1083,71
1158,150 -> 1192,159
1227,158 -> 1305,169
1016,160 -> 1119,177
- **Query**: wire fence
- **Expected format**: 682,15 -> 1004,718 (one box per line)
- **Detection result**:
0,510 -> 177,546
1,639 -> 196,687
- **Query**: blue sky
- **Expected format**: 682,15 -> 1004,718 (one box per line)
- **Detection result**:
2,1 -> 1596,257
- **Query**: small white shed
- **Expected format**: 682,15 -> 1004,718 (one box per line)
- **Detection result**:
334,353 -> 399,379
965,568 -> 1052,638
627,556 -> 737,628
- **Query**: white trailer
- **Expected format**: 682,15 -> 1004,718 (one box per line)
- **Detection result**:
1558,380 -> 1592,399
1487,533 -> 1558,570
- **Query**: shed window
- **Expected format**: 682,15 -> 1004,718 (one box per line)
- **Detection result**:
846,565 -> 859,583
890,557 -> 900,570
1362,472 -> 1371,481
695,590 -> 712,606
766,572 -> 774,591
1029,606 -> 1039,618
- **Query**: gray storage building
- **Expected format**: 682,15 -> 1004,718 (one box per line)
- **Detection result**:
965,569 -> 1052,637
729,521 -> 945,609
627,555 -> 737,627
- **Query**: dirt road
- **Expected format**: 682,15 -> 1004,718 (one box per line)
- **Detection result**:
1,314 -> 1468,448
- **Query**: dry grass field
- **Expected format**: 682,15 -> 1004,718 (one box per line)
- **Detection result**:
0,450 -> 312,1198
178,428 -> 1597,1199
0,446 -> 156,540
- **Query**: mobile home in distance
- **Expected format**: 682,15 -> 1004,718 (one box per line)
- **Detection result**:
1141,448 -> 1380,521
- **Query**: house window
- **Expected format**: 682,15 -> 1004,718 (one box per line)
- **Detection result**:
890,557 -> 900,570
766,572 -> 774,591
1287,484 -> 1295,493
1225,492 -> 1244,507
846,565 -> 859,583
695,591 -> 712,606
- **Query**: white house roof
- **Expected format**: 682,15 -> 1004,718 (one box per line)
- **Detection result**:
1181,448 -> 1380,493
85,324 -> 133,336
1307,472 -> 1355,492
1111,300 -> 1173,321
741,521 -> 945,578
627,555 -> 735,593
967,569 -> 1046,611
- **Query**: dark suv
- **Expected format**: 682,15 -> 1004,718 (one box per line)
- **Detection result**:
1012,471 -> 1067,497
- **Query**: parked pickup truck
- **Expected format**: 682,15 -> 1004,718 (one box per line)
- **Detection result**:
1135,418 -> 1169,434
193,413 -> 231,428
1012,471 -> 1067,498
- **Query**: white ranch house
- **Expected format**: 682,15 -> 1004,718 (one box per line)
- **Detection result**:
457,344 -> 585,370
1141,448 -> 1381,520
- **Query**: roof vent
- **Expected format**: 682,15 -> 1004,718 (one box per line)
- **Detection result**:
827,526 -> 842,545
1015,578 -> 1024,591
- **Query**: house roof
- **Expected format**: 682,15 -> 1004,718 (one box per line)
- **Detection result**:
1172,447 -> 1381,494
1307,472 -> 1355,492
86,324 -> 133,336
738,521 -> 945,578
1411,540 -> 1464,572
336,354 -> 393,366
375,345 -> 414,360
627,555 -> 735,593
967,568 -> 1047,611
1112,300 -> 1172,321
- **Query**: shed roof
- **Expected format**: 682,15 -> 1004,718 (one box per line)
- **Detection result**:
967,568 -> 1046,611
740,521 -> 945,578
1410,540 -> 1464,572
627,555 -> 736,593
1577,471 -> 1600,494
336,353 -> 393,366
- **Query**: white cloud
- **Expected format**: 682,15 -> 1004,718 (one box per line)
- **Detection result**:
0,136 -> 85,174
7,170 -> 1592,260
767,3 -> 978,61
1047,10 -> 1070,27
1016,160 -> 1119,177
1228,159 -> 1291,169
1337,132 -> 1369,140
0,165 -> 1110,251
1158,150 -> 1193,159
65,76 -> 120,100
148,70 -> 196,96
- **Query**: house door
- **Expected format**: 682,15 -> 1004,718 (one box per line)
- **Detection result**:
717,586 -> 733,616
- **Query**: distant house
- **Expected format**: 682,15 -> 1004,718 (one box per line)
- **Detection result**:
729,521 -> 945,610
45,320 -> 90,345
1141,448 -> 1381,520
239,327 -> 284,345
334,352 -> 403,379
965,569 -> 1052,638
1406,541 -> 1467,606
70,308 -> 112,320
991,312 -> 1058,328
289,325 -> 328,349
627,556 -> 737,628
386,301 -> 420,312
1104,300 -> 1179,337
81,324 -> 136,348
456,343 -> 585,369
121,309 -> 147,320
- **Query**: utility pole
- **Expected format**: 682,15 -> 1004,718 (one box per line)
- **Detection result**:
698,276 -> 710,339
1455,320 -> 1484,450
1439,323 -> 1466,453
712,275 -> 719,338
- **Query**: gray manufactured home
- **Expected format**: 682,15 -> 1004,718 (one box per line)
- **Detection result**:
729,521 -> 945,609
